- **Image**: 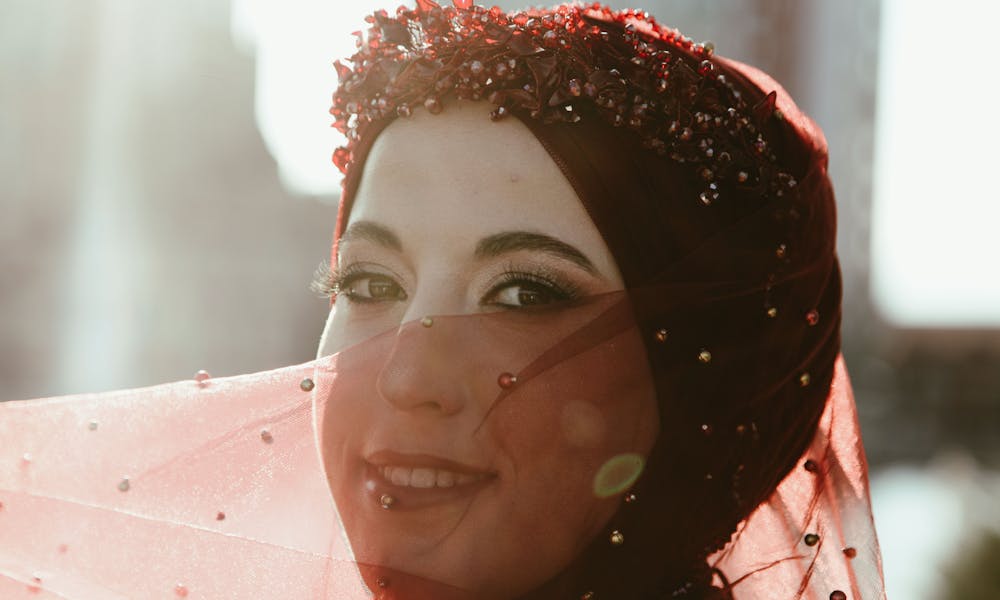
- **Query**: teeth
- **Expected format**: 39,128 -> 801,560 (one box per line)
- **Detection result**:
436,470 -> 456,488
377,465 -> 487,488
386,466 -> 411,486
410,468 -> 436,489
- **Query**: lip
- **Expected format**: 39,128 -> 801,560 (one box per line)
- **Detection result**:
361,450 -> 497,511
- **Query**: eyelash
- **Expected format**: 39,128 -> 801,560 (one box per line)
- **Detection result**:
311,262 -> 405,304
483,264 -> 583,308
310,261 -> 583,308
310,262 -> 339,298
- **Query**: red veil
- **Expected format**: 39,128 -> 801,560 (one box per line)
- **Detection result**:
0,315 -> 882,599
1,2 -> 885,598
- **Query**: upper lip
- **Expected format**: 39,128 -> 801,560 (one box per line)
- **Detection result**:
365,449 -> 495,476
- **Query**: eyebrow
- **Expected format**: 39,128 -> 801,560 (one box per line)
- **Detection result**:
340,221 -> 599,276
474,231 -> 598,275
339,221 -> 403,252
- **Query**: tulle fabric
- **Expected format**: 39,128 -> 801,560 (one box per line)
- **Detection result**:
0,358 -> 354,598
710,359 -> 885,599
0,293 -> 883,598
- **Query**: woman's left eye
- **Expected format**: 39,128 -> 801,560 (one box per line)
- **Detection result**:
483,273 -> 579,309
338,273 -> 407,304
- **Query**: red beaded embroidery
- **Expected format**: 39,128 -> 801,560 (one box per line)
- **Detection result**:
330,1 -> 797,207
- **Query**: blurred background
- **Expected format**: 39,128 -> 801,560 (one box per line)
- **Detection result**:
2,0 -> 998,597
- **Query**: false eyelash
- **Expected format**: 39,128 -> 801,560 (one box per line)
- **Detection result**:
310,261 -> 339,298
488,262 -> 585,304
311,261 -> 387,300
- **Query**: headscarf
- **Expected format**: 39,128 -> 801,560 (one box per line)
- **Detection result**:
326,2 -> 879,598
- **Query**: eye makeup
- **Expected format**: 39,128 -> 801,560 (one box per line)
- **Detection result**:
312,262 -> 408,304
480,263 -> 585,309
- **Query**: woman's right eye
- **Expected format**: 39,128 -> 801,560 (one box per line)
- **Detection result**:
338,273 -> 407,304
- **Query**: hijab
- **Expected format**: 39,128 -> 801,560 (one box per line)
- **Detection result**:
328,2 -> 878,598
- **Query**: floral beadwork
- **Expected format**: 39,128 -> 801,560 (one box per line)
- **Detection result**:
330,1 -> 797,208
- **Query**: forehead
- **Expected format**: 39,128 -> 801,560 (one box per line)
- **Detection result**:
346,101 -> 607,257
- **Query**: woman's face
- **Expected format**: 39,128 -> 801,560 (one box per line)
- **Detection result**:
317,101 -> 658,597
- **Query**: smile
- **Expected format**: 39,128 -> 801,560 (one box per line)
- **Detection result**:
362,450 -> 497,509
376,465 -> 491,488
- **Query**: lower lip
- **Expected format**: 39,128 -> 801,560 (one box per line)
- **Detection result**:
362,463 -> 496,511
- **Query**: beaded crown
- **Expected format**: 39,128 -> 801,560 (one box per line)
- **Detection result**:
330,0 -> 798,207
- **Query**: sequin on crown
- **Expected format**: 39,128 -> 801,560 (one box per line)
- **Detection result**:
329,1 -> 798,207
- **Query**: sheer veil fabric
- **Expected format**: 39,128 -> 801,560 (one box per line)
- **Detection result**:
0,313 -> 881,599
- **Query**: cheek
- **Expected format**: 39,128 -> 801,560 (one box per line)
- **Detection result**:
480,328 -> 657,575
560,400 -> 608,448
316,331 -> 391,485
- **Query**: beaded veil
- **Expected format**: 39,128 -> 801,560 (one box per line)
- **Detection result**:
0,2 -> 884,599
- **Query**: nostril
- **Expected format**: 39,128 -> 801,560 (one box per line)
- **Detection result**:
376,313 -> 475,416
375,338 -> 468,416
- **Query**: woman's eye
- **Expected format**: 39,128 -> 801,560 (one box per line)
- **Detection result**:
341,274 -> 406,303
486,281 -> 565,308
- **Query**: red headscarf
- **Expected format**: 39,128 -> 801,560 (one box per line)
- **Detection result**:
327,3 -> 874,598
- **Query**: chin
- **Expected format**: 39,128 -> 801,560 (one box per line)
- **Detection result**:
328,459 -> 577,598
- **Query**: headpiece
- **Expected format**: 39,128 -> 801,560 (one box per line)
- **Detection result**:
330,0 -> 799,211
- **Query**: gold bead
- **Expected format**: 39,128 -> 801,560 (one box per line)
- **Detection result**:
420,316 -> 434,328
799,372 -> 811,387
654,328 -> 668,343
609,530 -> 624,545
766,306 -> 778,318
379,494 -> 396,509
299,378 -> 315,392
698,349 -> 712,364
775,244 -> 787,259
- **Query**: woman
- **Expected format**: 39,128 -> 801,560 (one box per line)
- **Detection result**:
315,1 -> 882,597
0,2 -> 883,598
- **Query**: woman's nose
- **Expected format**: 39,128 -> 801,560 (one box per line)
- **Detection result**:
375,315 -> 472,416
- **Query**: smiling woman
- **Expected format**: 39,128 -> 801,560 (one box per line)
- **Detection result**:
315,102 -> 658,597
304,0 -> 884,595
0,2 -> 884,599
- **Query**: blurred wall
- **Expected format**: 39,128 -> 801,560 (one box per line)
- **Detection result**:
1,0 -> 334,400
